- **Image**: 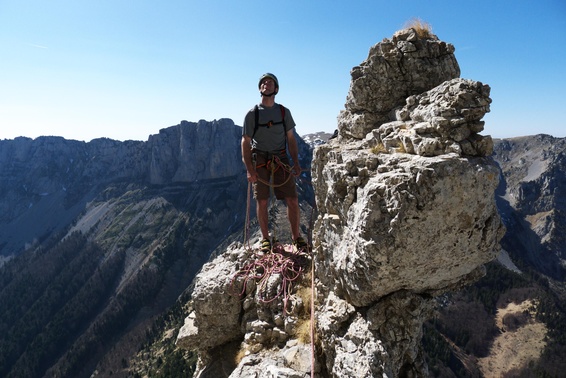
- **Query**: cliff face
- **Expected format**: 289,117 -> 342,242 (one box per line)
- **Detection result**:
176,28 -> 504,377
148,119 -> 243,184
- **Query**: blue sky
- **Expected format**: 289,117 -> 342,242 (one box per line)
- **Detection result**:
1,0 -> 564,142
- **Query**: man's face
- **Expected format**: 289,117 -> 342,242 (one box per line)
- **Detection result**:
260,78 -> 276,94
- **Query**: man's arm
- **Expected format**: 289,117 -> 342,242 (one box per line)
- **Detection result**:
241,135 -> 257,182
286,129 -> 301,176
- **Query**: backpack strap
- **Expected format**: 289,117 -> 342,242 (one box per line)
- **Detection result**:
281,105 -> 287,133
252,104 -> 287,140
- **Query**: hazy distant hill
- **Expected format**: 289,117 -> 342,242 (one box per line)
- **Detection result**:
494,135 -> 566,279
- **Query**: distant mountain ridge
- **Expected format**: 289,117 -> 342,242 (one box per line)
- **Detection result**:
0,119 -> 241,258
494,134 -> 566,279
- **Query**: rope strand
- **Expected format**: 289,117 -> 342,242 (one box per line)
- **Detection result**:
311,250 -> 315,378
230,245 -> 311,314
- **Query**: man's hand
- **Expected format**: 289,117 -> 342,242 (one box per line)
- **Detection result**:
286,130 -> 301,178
247,169 -> 258,183
241,135 -> 258,183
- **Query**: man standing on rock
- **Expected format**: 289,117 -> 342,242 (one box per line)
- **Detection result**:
241,73 -> 308,253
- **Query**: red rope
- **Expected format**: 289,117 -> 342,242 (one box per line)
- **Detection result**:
310,255 -> 315,378
230,244 -> 311,315
243,181 -> 253,252
255,155 -> 295,188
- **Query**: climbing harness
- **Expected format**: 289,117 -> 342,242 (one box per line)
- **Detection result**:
253,151 -> 295,189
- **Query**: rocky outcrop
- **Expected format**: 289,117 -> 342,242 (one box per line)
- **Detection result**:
338,28 -> 491,157
338,28 -> 460,140
375,78 -> 493,157
312,141 -> 502,377
176,28 -> 504,377
313,148 -> 501,303
312,28 -> 502,377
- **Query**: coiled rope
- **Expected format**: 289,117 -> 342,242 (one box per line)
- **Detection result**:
230,244 -> 311,315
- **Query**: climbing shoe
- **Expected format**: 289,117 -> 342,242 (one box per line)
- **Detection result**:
293,236 -> 309,251
260,238 -> 271,253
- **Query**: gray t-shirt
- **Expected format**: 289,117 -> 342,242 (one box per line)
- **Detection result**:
243,103 -> 296,152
